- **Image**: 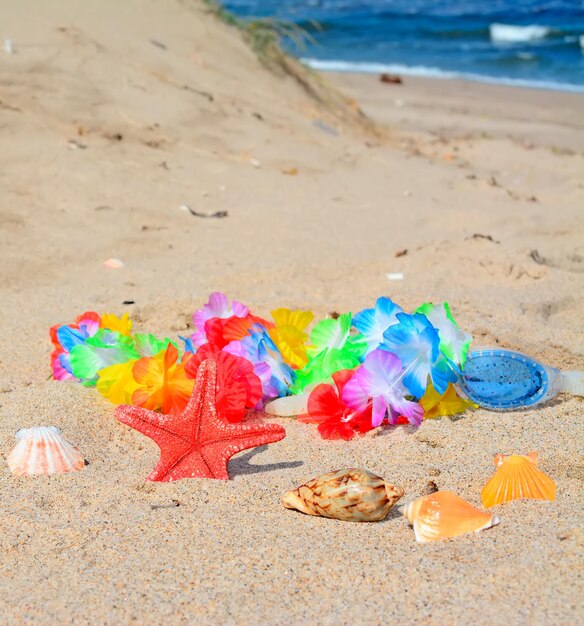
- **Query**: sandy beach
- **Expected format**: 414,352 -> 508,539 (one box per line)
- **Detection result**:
1,0 -> 583,623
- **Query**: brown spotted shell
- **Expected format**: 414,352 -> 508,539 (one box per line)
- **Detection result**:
282,468 -> 404,522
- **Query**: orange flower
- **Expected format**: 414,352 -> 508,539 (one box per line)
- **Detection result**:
132,345 -> 194,414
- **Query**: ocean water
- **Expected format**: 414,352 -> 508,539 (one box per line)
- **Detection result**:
222,1 -> 584,91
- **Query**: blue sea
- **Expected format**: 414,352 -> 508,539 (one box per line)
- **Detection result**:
222,1 -> 584,91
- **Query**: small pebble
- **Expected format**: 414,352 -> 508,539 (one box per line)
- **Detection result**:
103,258 -> 125,269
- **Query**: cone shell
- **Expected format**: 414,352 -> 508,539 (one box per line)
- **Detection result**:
7,427 -> 85,476
404,491 -> 499,543
282,468 -> 404,522
481,452 -> 556,508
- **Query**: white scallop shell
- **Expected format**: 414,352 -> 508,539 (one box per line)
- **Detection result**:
7,426 -> 85,476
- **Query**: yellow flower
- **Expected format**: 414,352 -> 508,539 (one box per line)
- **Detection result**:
100,312 -> 132,336
269,308 -> 314,368
420,383 -> 475,419
97,360 -> 139,405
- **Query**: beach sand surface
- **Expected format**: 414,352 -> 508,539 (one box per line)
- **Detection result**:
0,0 -> 583,624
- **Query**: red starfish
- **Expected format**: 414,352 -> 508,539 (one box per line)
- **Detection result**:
115,358 -> 286,481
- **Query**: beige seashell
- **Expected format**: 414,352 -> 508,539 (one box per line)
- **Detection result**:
282,468 -> 404,522
7,426 -> 85,476
404,490 -> 499,543
264,392 -> 310,417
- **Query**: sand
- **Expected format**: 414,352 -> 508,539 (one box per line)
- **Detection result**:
0,0 -> 583,624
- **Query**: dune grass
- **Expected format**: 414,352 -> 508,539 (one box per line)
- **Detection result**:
199,0 -> 377,132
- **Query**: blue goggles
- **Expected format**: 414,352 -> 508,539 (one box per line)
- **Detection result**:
459,349 -> 583,410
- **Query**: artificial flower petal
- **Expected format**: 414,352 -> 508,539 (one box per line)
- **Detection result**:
51,349 -> 75,381
269,307 -> 314,368
342,349 -> 423,427
353,296 -> 403,351
291,347 -> 361,393
382,312 -> 457,398
56,326 -> 88,353
203,314 -> 272,350
307,313 -> 352,357
133,333 -> 176,357
100,312 -> 132,336
69,330 -> 139,385
420,383 -> 475,419
97,360 -> 139,404
191,292 -> 250,348
225,325 -> 295,401
415,302 -> 472,368
184,344 -> 262,422
299,369 -> 372,440
131,344 -> 194,414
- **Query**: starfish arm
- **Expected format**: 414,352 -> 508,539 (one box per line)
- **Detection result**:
201,422 -> 286,480
117,403 -> 218,482
148,447 -> 203,482
115,404 -> 195,481
153,447 -> 218,482
116,404 -> 194,443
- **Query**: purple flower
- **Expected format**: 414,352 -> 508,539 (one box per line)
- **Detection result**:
342,349 -> 423,427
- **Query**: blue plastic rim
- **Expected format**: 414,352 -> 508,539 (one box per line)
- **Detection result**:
460,349 -> 549,410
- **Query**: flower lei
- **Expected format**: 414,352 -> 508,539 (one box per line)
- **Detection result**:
50,293 -> 474,439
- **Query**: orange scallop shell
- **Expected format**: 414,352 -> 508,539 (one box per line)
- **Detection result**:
404,490 -> 499,543
481,452 -> 556,508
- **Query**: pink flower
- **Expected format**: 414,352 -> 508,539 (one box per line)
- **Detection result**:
191,292 -> 250,349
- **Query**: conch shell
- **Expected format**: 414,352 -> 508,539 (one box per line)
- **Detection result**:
7,426 -> 85,476
282,468 -> 404,522
404,491 -> 499,543
481,452 -> 556,508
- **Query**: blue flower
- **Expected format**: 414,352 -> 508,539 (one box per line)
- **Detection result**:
353,297 -> 403,352
225,324 -> 295,400
180,335 -> 196,354
382,313 -> 457,397
415,302 -> 472,368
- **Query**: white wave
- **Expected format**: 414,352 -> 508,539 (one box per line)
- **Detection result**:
580,35 -> 584,49
301,58 -> 584,93
489,23 -> 551,43
303,59 -> 459,78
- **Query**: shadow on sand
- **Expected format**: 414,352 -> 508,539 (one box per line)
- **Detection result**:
229,445 -> 303,477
